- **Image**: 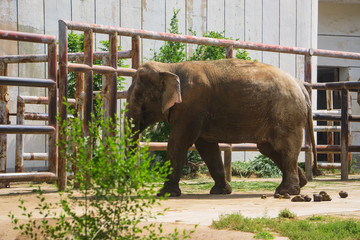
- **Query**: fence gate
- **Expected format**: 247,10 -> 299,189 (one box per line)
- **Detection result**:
0,30 -> 58,185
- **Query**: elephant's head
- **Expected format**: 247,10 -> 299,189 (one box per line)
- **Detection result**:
125,62 -> 182,136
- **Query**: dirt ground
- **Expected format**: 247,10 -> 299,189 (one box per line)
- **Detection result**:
1,175 -> 360,240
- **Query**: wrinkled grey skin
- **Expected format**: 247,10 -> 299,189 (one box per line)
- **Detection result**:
126,58 -> 317,197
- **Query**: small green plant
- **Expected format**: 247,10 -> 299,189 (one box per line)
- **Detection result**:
253,231 -> 274,240
9,100 -> 194,239
152,9 -> 186,63
278,209 -> 296,219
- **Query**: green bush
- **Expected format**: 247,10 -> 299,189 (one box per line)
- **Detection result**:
232,155 -> 308,178
232,155 -> 282,178
188,29 -> 253,61
9,101 -> 194,239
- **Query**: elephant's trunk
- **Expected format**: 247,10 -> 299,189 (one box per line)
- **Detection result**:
124,109 -> 141,156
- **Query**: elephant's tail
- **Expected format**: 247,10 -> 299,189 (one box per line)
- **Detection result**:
303,87 -> 323,177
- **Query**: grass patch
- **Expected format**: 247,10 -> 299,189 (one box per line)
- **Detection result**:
212,212 -> 360,240
179,180 -> 279,194
230,181 -> 279,191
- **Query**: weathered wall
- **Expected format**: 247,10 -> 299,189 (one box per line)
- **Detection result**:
0,0 -> 318,170
318,1 -> 360,159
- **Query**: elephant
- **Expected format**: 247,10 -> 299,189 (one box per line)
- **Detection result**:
126,58 -> 318,197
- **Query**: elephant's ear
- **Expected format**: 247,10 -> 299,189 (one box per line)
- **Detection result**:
160,72 -> 182,113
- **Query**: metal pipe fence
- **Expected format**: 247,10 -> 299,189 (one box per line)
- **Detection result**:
15,96 -> 76,173
56,20 -> 360,186
1,20 -> 360,189
0,30 -> 57,184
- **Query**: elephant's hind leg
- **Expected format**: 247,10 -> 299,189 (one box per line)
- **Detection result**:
195,138 -> 232,194
258,140 -> 302,195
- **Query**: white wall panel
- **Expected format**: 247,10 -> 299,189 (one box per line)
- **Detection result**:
18,0 -> 46,169
279,0 -> 296,76
44,0 -> 71,37
318,2 -> 360,68
296,0 -> 312,81
262,0 -> 280,67
95,0 -> 120,50
72,0 -> 95,23
224,0 -> 244,41
186,0 -> 207,56
207,0 -> 224,33
142,0 -> 166,61
120,0 -> 142,88
244,0 -> 262,61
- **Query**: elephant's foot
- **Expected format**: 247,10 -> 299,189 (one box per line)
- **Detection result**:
210,183 -> 232,195
157,182 -> 181,197
275,183 -> 300,195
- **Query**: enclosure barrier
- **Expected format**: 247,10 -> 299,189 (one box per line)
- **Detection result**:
58,20 -> 360,186
1,20 -> 360,189
0,30 -> 57,184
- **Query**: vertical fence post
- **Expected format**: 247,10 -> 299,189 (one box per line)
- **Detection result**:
225,46 -> 233,59
132,35 -> 141,70
15,97 -> 24,172
340,88 -> 349,180
83,29 -> 93,138
73,61 -> 84,189
224,146 -> 232,182
326,90 -> 334,163
58,20 -> 69,191
304,53 -> 313,180
108,33 -> 118,127
0,62 -> 8,174
75,67 -> 85,120
224,45 -> 233,182
47,41 -> 57,176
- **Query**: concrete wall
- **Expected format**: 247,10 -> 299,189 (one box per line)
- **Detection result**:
0,0 -> 319,170
318,1 -> 360,160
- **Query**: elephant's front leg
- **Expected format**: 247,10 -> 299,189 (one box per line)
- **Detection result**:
157,124 -> 200,197
195,138 -> 232,195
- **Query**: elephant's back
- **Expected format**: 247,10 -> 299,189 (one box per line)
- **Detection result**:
186,59 -> 309,143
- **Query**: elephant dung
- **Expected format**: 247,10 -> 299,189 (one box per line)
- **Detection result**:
313,194 -> 323,202
291,195 -> 305,202
283,193 -> 291,199
319,191 -> 332,201
303,195 -> 312,202
339,191 -> 348,198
